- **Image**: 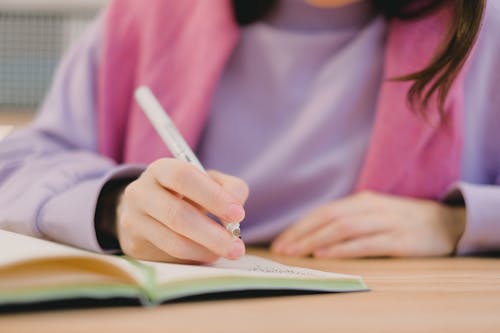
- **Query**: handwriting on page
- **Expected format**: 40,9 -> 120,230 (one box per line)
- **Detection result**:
247,264 -> 319,277
213,255 -> 329,278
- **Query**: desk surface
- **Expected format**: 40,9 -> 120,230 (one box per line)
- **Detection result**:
1,249 -> 499,333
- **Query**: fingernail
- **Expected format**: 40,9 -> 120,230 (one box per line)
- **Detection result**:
226,204 -> 245,222
228,239 -> 245,259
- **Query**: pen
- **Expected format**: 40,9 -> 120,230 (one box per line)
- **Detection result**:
134,86 -> 241,238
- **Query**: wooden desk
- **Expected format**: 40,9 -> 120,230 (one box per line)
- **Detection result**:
1,250 -> 499,333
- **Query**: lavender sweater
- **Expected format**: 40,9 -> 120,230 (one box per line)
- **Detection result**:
1,1 -> 499,254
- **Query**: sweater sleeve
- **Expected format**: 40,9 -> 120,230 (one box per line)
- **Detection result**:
446,182 -> 500,255
0,15 -> 143,252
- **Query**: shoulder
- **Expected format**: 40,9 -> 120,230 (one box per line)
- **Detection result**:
466,1 -> 500,84
475,0 -> 500,54
464,1 -> 500,112
462,1 -> 500,171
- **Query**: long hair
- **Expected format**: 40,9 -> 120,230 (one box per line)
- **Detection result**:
232,0 -> 486,116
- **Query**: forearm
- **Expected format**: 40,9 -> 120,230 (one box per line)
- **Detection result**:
0,130 -> 144,252
0,129 -> 114,249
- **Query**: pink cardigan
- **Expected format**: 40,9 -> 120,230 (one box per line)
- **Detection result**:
97,0 -> 465,199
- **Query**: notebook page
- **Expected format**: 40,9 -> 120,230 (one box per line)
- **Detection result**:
0,230 -> 144,282
212,255 -> 356,279
145,255 -> 360,284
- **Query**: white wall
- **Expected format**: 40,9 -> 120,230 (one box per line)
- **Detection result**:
0,0 -> 106,108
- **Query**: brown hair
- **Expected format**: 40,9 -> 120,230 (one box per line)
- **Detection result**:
232,0 -> 486,116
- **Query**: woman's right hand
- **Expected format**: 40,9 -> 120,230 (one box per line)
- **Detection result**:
116,158 -> 249,264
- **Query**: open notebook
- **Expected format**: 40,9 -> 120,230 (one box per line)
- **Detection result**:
0,229 -> 367,308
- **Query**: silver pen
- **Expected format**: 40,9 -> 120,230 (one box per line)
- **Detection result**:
134,86 -> 241,238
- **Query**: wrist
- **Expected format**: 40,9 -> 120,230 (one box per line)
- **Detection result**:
450,206 -> 466,244
441,205 -> 466,254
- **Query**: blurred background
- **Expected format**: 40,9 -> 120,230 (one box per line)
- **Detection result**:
0,0 -> 106,126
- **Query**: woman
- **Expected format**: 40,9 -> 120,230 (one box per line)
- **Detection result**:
0,0 -> 498,263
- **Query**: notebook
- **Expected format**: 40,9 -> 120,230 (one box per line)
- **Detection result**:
0,229 -> 367,308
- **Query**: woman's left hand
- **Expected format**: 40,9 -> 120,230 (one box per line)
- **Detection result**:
271,191 -> 466,258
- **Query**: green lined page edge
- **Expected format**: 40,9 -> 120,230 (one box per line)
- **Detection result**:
148,276 -> 368,304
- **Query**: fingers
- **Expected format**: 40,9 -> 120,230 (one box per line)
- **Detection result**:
119,212 -> 218,264
313,233 -> 399,258
148,159 -> 246,223
125,179 -> 245,260
272,206 -> 331,252
272,194 -> 373,253
117,158 -> 250,263
207,169 -> 249,227
273,214 -> 392,257
270,191 -> 460,259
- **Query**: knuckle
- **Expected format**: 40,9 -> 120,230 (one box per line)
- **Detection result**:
148,158 -> 180,182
